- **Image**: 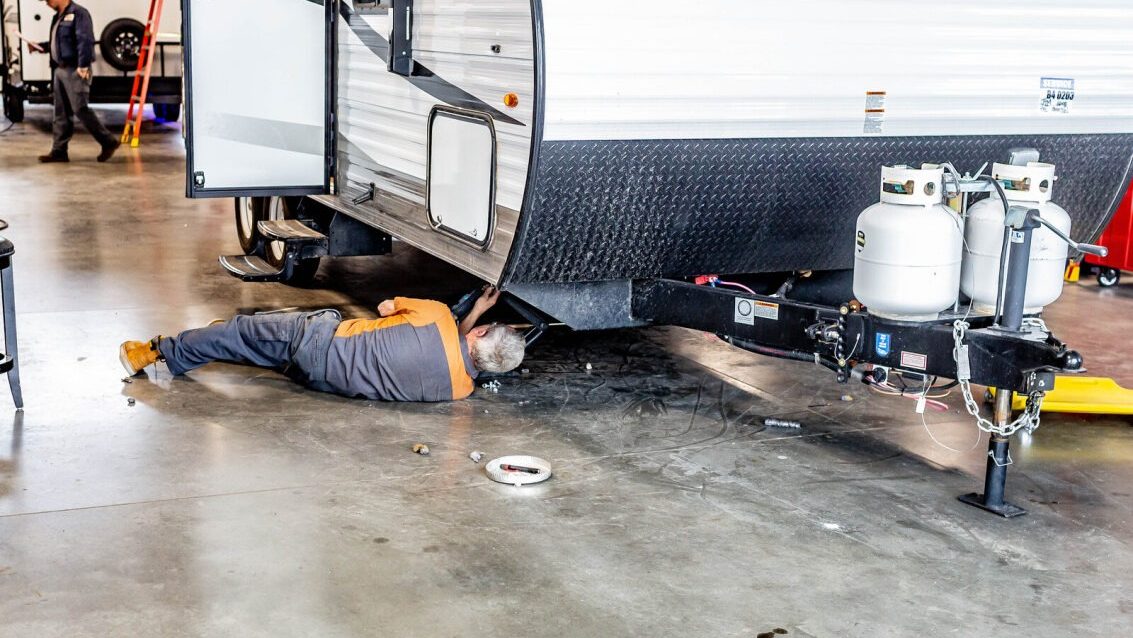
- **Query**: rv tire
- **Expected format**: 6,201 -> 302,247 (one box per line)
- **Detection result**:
2,85 -> 23,123
234,197 -> 265,255
262,196 -> 321,285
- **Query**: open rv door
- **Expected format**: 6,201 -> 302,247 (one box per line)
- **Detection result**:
183,0 -> 334,198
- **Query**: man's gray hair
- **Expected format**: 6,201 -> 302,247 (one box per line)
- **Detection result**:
471,325 -> 525,373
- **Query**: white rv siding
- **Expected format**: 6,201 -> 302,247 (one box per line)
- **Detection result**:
329,0 -> 535,283
539,0 -> 1133,141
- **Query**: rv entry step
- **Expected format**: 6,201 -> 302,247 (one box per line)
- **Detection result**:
219,219 -> 328,282
257,219 -> 327,243
218,255 -> 288,282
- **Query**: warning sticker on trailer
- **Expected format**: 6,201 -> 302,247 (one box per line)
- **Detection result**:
1039,77 -> 1074,114
900,351 -> 928,370
752,300 -> 780,320
734,298 -> 779,325
863,91 -> 886,135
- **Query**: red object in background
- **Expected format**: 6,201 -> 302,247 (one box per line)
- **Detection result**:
1086,180 -> 1133,273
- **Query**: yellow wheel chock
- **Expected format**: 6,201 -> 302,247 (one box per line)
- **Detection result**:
1064,262 -> 1081,283
990,377 -> 1133,415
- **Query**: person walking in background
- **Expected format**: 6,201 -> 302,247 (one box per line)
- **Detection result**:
28,0 -> 119,163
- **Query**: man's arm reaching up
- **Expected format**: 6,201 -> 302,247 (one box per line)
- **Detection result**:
459,285 -> 500,336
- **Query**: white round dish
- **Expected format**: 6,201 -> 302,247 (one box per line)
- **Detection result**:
485,455 -> 552,487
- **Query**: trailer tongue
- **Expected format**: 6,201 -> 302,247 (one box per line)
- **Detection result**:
632,159 -> 1106,517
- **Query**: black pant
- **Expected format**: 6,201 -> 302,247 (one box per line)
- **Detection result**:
51,67 -> 114,153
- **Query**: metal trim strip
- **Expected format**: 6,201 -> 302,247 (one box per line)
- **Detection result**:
499,0 -> 545,287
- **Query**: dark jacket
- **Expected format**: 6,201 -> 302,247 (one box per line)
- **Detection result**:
39,2 -> 95,69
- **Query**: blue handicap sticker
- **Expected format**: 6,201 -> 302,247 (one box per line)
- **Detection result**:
875,332 -> 891,357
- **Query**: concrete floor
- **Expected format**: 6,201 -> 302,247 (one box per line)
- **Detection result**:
1,106 -> 1132,637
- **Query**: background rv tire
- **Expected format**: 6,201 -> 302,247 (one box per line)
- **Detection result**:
153,103 -> 180,122
2,85 -> 23,123
99,19 -> 146,72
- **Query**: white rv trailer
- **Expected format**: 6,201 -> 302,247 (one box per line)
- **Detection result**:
1,0 -> 181,122
186,0 -> 1133,512
185,0 -> 1133,329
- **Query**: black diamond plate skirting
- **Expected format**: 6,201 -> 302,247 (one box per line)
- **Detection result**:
501,134 -> 1133,284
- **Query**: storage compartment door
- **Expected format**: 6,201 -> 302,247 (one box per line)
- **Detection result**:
183,0 -> 332,197
16,1 -> 52,82
427,108 -> 497,247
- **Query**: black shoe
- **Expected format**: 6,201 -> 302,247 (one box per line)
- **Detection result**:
38,151 -> 69,163
97,140 -> 121,163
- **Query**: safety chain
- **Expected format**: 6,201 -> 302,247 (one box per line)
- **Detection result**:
952,320 -> 1044,436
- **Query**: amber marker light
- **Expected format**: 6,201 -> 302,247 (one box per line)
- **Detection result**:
503,93 -> 520,108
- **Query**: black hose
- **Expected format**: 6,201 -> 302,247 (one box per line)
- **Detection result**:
992,231 -> 1011,325
726,337 -> 842,373
982,175 -> 1013,326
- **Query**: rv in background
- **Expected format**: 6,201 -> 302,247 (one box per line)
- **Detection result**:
1,0 -> 181,123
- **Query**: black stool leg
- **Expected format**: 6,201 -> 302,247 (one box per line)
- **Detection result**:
1,260 -> 22,410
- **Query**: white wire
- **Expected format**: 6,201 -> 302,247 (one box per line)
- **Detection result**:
920,408 -> 984,453
845,332 -> 862,360
869,380 -> 949,410
916,375 -> 950,411
914,373 -> 982,452
888,371 -> 955,398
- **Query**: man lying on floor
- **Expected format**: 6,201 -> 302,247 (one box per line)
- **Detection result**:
118,287 -> 525,401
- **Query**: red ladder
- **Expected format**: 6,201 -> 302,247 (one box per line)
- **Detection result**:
120,0 -> 165,147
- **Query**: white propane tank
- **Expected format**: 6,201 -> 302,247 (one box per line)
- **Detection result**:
960,162 -> 1071,314
853,165 -> 964,320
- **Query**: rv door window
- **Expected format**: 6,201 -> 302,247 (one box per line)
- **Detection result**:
427,108 -> 497,248
183,0 -> 333,197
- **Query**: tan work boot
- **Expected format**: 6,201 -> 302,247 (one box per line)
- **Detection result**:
119,338 -> 161,376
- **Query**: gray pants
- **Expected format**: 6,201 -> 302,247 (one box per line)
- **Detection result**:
52,67 -> 114,154
157,310 -> 341,391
